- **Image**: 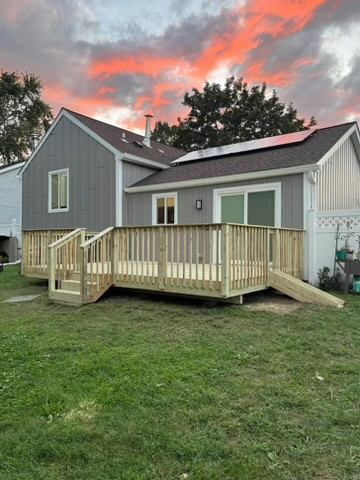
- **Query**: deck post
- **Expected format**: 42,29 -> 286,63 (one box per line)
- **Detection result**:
221,224 -> 231,297
80,246 -> 87,303
272,229 -> 281,270
21,231 -> 26,275
48,244 -> 56,293
112,229 -> 118,279
158,226 -> 166,290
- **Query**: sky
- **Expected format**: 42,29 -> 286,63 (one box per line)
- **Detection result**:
1,0 -> 359,134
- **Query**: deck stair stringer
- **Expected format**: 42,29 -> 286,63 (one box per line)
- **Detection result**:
268,269 -> 344,308
50,274 -> 113,305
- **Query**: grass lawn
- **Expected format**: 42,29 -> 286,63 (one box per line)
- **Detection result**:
1,265 -> 360,480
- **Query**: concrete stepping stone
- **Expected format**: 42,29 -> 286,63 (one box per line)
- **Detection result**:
3,294 -> 41,303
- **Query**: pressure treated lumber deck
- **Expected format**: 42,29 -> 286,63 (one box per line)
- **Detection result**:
21,225 -> 344,307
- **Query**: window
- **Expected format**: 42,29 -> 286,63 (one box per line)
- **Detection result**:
48,169 -> 69,212
152,193 -> 177,225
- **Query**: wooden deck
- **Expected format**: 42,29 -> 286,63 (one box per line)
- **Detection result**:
21,223 -> 310,305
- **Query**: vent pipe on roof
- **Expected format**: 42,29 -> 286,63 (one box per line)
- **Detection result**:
31,133 -> 40,150
143,114 -> 153,147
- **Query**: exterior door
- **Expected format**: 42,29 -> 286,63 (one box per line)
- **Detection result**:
220,190 -> 276,227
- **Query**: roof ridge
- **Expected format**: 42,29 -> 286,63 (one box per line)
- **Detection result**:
62,108 -> 183,153
317,121 -> 357,131
63,108 -> 141,137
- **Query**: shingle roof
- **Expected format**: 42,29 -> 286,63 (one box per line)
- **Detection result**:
64,109 -> 184,166
130,122 -> 356,188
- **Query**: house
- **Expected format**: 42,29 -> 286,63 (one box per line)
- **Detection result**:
0,162 -> 24,262
124,121 -> 360,284
19,108 -> 360,305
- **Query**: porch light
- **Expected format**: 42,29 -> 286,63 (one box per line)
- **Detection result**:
196,199 -> 203,210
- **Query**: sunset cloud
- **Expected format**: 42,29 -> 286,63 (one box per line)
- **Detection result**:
0,0 -> 359,132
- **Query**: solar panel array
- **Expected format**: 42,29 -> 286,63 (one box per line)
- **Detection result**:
172,129 -> 317,165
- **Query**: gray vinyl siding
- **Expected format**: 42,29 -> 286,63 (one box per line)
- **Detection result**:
122,161 -> 157,224
22,116 -> 116,231
125,174 -> 304,229
122,161 -> 156,187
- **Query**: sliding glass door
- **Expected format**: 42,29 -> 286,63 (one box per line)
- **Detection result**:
219,189 -> 276,227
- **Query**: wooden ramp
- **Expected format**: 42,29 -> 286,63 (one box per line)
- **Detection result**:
268,269 -> 344,308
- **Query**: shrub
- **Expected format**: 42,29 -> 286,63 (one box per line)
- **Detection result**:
317,266 -> 343,292
0,250 -> 9,263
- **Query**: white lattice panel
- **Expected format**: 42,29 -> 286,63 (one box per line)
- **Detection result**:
316,215 -> 360,228
0,223 -> 20,237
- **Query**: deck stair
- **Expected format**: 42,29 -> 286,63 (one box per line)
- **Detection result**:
268,269 -> 344,308
48,227 -> 114,306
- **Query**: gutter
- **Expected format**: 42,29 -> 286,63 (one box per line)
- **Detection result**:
125,164 -> 320,193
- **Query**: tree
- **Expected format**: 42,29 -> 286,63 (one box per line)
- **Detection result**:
151,77 -> 317,151
0,72 -> 53,165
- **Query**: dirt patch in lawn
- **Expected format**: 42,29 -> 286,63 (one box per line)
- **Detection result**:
243,289 -> 301,314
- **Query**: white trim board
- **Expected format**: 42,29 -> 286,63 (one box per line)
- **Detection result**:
0,162 -> 25,175
115,155 -> 123,226
126,165 -> 319,193
213,182 -> 282,227
48,168 -> 69,213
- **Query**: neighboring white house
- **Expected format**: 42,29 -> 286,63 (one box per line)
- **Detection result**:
0,162 -> 24,262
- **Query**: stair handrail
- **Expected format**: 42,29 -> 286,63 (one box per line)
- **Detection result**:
79,226 -> 114,303
48,228 -> 86,294
48,228 -> 85,249
79,226 -> 114,249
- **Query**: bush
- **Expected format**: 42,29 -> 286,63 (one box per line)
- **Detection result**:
0,250 -> 9,263
317,266 -> 343,292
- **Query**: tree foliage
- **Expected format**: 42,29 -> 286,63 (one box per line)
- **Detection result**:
0,72 -> 53,165
151,77 -> 317,151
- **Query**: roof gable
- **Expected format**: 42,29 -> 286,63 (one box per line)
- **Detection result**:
19,108 -> 184,176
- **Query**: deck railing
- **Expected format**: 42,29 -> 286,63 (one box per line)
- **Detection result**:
23,223 -> 304,301
22,229 -> 97,276
113,224 -> 224,293
22,229 -> 73,276
271,227 -> 304,278
80,227 -> 114,303
48,228 -> 85,294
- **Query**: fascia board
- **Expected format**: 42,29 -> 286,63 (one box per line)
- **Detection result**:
125,164 -> 320,193
18,109 -> 64,176
0,162 -> 25,176
316,124 -> 358,167
122,152 -> 169,170
19,109 -> 121,176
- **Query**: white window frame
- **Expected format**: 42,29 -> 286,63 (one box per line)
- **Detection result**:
48,168 -> 69,213
152,192 -> 178,225
213,182 -> 281,227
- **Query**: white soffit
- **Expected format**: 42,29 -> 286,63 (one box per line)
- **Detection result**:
172,129 -> 317,165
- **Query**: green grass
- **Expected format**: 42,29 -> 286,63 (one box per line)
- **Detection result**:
1,265 -> 360,479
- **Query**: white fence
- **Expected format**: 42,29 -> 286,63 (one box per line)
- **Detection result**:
310,209 -> 360,283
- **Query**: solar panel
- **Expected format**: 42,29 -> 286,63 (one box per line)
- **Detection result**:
172,128 -> 316,165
